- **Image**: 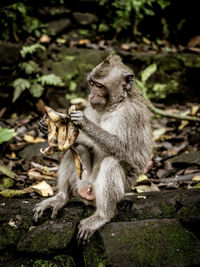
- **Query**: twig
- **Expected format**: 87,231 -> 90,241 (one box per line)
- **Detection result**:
140,83 -> 200,122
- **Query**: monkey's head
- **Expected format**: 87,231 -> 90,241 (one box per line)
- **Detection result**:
87,55 -> 135,111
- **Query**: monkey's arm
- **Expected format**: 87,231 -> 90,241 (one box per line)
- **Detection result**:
70,111 -> 129,161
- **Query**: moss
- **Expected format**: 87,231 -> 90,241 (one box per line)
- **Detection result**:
158,203 -> 177,218
83,233 -> 108,267
100,219 -> 197,266
0,224 -> 20,249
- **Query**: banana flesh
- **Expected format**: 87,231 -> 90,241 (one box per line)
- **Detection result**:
40,105 -> 83,179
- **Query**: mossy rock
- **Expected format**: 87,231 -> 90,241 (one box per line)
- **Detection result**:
95,219 -> 199,267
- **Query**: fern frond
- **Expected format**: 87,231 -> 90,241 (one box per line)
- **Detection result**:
29,82 -> 44,98
38,74 -> 64,87
12,78 -> 31,102
19,61 -> 40,74
20,44 -> 46,58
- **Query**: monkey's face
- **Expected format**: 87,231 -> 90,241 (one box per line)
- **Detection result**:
88,78 -> 109,111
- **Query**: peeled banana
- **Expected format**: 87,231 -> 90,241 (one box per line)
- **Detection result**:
40,105 -> 83,179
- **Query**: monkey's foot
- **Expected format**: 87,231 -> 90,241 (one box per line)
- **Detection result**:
77,218 -> 95,244
33,193 -> 67,222
77,215 -> 109,244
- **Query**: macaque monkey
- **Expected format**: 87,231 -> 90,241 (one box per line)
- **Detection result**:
33,55 -> 152,243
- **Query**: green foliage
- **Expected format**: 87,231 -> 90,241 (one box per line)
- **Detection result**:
19,61 -> 40,74
38,74 -> 64,87
11,44 -> 64,102
0,3 -> 46,40
29,83 -> 44,98
20,44 -> 46,58
12,78 -> 31,102
141,63 -> 157,83
136,63 -> 178,99
100,0 -> 170,36
0,127 -> 15,144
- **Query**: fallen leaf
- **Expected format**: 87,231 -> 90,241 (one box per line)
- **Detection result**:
136,174 -> 148,183
134,183 -> 160,193
24,134 -> 45,143
0,178 -> 14,190
0,189 -> 26,198
0,161 -> 16,179
152,127 -> 166,141
79,39 -> 90,45
28,168 -> 57,180
39,34 -> 51,43
31,181 -> 53,197
8,219 -> 17,228
191,105 -> 199,115
178,120 -> 189,130
192,175 -> 200,181
188,35 -> 200,47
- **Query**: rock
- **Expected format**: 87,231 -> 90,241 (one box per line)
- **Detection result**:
167,150 -> 200,165
73,12 -> 97,25
0,189 -> 200,266
90,219 -> 198,267
47,19 -> 71,36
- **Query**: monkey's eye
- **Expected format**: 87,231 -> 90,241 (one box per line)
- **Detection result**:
89,80 -> 95,86
96,83 -> 104,89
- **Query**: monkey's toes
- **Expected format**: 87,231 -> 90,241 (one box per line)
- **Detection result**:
77,223 -> 94,244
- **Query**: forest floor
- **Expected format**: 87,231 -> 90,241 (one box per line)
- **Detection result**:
0,99 -> 200,200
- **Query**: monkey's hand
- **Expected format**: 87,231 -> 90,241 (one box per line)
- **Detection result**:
38,114 -> 48,136
33,193 -> 67,221
70,111 -> 86,129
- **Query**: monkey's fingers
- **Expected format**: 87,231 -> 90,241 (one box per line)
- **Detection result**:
77,223 -> 93,244
70,111 -> 84,127
33,205 -> 45,222
38,119 -> 48,136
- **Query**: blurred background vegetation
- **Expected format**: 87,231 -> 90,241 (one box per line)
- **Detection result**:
0,0 -> 198,44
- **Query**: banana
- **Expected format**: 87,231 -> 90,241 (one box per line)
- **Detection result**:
71,147 -> 83,179
45,106 -> 68,122
40,105 -> 83,179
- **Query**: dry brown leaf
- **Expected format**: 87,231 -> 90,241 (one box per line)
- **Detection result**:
188,35 -> 200,47
31,181 -> 53,197
39,34 -> 51,43
28,168 -> 57,181
192,175 -> 200,181
79,39 -> 90,45
24,134 -> 45,144
178,120 -> 189,130
136,174 -> 148,183
191,105 -> 199,115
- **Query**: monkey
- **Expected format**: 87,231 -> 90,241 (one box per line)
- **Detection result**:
33,55 -> 152,243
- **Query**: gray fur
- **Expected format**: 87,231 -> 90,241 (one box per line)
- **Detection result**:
33,55 -> 152,243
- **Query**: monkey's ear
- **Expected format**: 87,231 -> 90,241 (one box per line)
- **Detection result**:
124,72 -> 135,91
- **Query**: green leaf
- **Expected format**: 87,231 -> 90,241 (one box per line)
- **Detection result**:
0,160 -> 16,178
20,44 -> 46,58
38,74 -> 64,87
12,78 -> 31,102
69,81 -> 77,91
141,64 -> 157,83
20,60 -> 40,74
0,189 -> 25,198
0,178 -> 14,190
0,127 -> 15,144
135,79 -> 146,91
29,83 -> 44,98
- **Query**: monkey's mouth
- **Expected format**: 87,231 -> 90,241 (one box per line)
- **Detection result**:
89,94 -> 107,109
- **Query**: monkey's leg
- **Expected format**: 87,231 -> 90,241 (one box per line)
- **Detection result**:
33,145 -> 91,222
77,156 -> 125,243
